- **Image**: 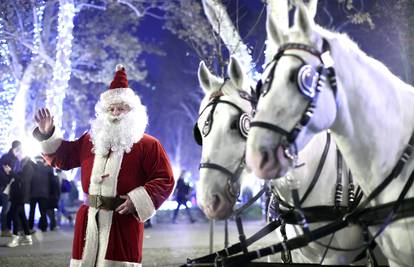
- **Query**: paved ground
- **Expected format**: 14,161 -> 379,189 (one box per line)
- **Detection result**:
0,220 -> 281,267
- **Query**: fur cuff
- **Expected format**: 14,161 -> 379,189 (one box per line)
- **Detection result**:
39,128 -> 62,154
127,187 -> 155,222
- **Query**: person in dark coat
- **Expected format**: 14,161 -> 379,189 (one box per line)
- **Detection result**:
47,170 -> 60,231
0,140 -> 22,237
29,156 -> 54,232
5,155 -> 34,247
172,170 -> 195,223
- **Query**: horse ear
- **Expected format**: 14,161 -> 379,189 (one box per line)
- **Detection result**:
228,56 -> 245,91
294,3 -> 315,38
198,61 -> 221,94
266,15 -> 285,48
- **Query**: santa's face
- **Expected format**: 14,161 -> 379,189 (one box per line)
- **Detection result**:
107,103 -> 131,123
90,101 -> 146,156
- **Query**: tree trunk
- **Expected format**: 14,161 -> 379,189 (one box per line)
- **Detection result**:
9,61 -> 39,141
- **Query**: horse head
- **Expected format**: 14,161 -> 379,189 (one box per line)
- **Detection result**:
247,4 -> 337,179
195,57 -> 253,219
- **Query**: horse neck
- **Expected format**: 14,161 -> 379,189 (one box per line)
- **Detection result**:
325,31 -> 414,197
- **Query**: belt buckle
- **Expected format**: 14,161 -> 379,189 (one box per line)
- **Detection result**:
96,195 -> 103,209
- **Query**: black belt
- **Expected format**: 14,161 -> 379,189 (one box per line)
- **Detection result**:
84,194 -> 125,210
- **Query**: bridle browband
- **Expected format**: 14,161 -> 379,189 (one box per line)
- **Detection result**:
250,40 -> 338,160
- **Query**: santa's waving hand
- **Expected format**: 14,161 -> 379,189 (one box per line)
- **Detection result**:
34,108 -> 54,135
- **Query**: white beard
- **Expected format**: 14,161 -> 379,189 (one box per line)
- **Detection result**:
90,109 -> 146,156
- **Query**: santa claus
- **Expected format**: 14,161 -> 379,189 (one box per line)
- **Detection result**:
33,65 -> 175,267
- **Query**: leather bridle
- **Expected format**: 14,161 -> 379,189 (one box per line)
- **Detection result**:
250,40 -> 338,160
195,86 -> 253,199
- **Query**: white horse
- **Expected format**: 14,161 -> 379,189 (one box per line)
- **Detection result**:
196,57 -> 365,264
246,4 -> 414,267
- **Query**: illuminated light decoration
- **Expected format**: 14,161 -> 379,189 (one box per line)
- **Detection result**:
21,134 -> 42,159
0,19 -> 19,153
32,0 -> 46,61
6,1 -> 47,152
46,0 -> 75,133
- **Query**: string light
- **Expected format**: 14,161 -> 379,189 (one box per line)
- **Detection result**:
46,0 -> 75,133
6,0 -> 46,154
32,0 -> 46,64
0,19 -> 19,153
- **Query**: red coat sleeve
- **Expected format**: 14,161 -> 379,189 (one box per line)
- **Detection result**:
42,133 -> 88,171
141,138 -> 175,209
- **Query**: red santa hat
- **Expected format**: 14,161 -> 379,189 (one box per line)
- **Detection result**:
98,64 -> 143,111
109,64 -> 129,89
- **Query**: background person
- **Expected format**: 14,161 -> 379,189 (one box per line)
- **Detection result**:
5,154 -> 34,247
0,140 -> 22,237
172,170 -> 195,223
29,155 -> 54,232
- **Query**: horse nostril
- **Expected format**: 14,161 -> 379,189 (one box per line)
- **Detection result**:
211,194 -> 221,211
259,148 -> 269,169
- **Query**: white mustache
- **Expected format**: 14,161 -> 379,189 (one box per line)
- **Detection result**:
107,113 -> 127,123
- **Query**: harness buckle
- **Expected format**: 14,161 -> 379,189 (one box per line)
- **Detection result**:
96,195 -> 103,209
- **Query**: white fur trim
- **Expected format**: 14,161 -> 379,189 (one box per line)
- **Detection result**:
70,259 -> 141,267
115,64 -> 124,71
127,187 -> 155,222
80,208 -> 99,267
98,88 -> 143,111
39,128 -> 62,154
80,151 -> 124,266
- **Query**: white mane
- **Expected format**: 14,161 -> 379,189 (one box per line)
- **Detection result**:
316,25 -> 413,95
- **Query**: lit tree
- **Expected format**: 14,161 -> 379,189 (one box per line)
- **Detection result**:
0,0 -> 154,152
46,0 -> 75,132
0,17 -> 19,152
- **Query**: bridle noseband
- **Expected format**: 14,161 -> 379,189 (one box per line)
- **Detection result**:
250,40 -> 338,159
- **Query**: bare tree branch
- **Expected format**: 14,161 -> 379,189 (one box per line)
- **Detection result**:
117,0 -> 143,17
202,0 -> 254,76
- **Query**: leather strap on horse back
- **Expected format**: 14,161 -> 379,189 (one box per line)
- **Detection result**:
235,216 -> 248,255
300,131 -> 331,205
220,171 -> 414,267
184,219 -> 282,265
346,130 -> 414,222
335,148 -> 344,208
280,206 -> 351,224
85,194 -> 125,211
357,197 -> 414,226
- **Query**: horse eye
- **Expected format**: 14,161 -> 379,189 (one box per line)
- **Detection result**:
289,71 -> 296,83
230,120 -> 238,130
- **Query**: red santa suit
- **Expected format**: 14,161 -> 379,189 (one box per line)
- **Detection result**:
34,65 -> 175,267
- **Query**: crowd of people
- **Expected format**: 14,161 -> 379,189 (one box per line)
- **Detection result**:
0,140 -> 78,247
